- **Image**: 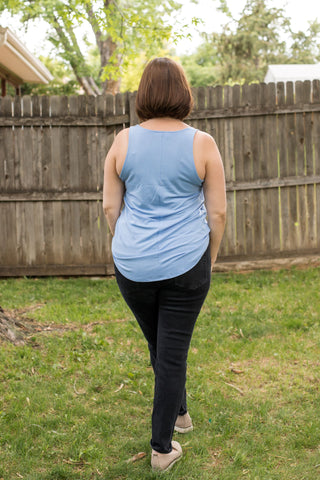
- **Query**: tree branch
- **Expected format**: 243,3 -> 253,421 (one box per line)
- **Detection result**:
85,1 -> 121,94
52,13 -> 101,95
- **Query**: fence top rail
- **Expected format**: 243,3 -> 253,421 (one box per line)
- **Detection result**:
1,104 -> 320,127
0,115 -> 129,127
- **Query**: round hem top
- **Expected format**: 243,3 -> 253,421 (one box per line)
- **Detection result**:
112,124 -> 210,282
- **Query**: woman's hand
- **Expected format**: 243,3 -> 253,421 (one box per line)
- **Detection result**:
211,255 -> 217,272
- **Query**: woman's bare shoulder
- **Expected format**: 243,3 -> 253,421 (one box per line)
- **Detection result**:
111,128 -> 130,175
194,130 -> 217,148
114,127 -> 130,145
194,130 -> 220,164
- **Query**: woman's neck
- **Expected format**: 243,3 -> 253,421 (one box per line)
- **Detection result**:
140,117 -> 188,131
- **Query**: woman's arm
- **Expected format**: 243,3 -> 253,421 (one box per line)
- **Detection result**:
103,133 -> 126,236
199,132 -> 227,270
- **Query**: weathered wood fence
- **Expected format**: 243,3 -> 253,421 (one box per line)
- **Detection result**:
0,81 -> 320,276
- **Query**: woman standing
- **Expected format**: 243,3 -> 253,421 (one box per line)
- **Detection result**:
103,57 -> 226,472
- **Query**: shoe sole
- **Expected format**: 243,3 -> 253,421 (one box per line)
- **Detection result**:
174,425 -> 193,433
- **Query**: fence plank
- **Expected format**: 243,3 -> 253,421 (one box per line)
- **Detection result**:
312,80 -> 320,251
277,82 -> 286,251
298,86 -> 313,248
233,85 -> 249,256
197,86 -> 207,133
0,204 -> 8,264
266,83 -> 280,254
15,202 -> 25,265
279,82 -> 295,252
50,96 -> 63,190
242,84 -> 255,255
43,202 -> 55,265
250,84 -> 263,254
41,96 -> 52,191
52,201 -> 63,264
80,200 -> 93,263
221,85 -> 236,257
25,203 -> 37,265
96,95 -> 108,194
2,127 -> 15,192
0,99 -> 14,192
0,205 -> 14,265
70,201 -> 81,264
317,184 -> 320,250
34,201 -> 46,265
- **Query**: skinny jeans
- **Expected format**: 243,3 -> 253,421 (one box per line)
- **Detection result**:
114,245 -> 211,454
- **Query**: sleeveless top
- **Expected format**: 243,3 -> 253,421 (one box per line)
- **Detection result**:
112,124 -> 210,281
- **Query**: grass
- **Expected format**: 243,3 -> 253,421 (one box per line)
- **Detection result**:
0,266 -> 320,480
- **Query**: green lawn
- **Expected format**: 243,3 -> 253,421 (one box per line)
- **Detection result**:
0,267 -> 319,480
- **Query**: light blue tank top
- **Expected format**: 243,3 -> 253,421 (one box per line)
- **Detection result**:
112,124 -> 210,281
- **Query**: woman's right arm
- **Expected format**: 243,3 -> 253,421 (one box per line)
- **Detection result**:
103,130 -> 128,236
199,132 -> 227,270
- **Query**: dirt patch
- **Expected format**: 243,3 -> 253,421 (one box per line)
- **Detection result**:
215,255 -> 320,273
0,305 -> 128,346
0,304 -> 50,345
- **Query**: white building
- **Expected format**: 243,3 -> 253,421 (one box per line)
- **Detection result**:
264,64 -> 320,84
0,26 -> 53,96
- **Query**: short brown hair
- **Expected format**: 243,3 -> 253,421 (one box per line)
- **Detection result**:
135,57 -> 194,121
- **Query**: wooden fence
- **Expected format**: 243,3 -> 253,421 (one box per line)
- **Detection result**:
0,81 -> 320,276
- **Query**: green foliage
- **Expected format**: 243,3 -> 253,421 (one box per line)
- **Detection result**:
0,0 -> 188,94
290,20 -> 320,64
182,0 -> 320,87
21,56 -> 80,95
181,40 -> 220,87
119,50 -> 179,92
119,52 -> 148,92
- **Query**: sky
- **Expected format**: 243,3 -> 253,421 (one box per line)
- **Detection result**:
0,0 -> 319,58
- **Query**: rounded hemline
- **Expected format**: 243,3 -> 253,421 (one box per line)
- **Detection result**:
113,238 -> 209,283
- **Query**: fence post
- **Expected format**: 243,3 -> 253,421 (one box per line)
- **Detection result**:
129,92 -> 139,126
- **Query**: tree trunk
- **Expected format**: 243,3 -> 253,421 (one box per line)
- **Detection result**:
76,75 -> 102,96
102,77 -> 121,95
98,36 -> 122,94
86,2 -> 122,95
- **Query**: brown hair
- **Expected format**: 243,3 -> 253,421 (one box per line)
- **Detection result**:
135,57 -> 194,121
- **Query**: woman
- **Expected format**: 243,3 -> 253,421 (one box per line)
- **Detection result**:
103,57 -> 226,472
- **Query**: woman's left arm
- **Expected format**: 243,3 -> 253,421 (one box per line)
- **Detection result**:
103,137 -> 125,236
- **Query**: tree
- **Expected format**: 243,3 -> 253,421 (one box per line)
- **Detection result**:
1,0 -> 185,94
181,41 -> 220,87
290,21 -> 320,64
181,0 -> 320,87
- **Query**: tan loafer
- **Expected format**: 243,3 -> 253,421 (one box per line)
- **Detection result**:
151,440 -> 182,472
174,412 -> 193,433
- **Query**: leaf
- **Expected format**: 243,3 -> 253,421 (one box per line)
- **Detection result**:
114,383 -> 124,393
231,368 -> 244,374
125,452 -> 147,463
224,382 -> 244,396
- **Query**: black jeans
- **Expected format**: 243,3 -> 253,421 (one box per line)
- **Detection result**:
114,246 -> 211,454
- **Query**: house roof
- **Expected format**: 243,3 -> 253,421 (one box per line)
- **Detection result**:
264,64 -> 320,83
0,26 -> 53,86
